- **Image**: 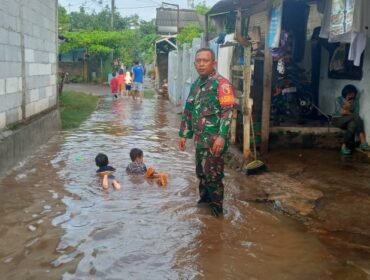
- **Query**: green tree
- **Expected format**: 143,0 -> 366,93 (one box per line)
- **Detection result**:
194,1 -> 209,15
58,4 -> 158,73
60,30 -> 139,65
138,19 -> 158,63
58,5 -> 70,33
176,23 -> 203,45
67,5 -> 140,31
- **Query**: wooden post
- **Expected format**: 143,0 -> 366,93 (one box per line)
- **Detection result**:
233,8 -> 253,159
230,108 -> 237,144
83,59 -> 88,82
243,45 -> 252,159
261,2 -> 273,155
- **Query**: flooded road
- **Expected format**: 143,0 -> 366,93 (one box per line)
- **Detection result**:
0,90 -> 350,279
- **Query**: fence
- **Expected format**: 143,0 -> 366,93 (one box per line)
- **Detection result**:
168,37 -> 202,108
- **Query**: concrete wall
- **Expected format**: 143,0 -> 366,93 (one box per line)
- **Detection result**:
0,0 -> 58,130
0,109 -> 60,178
319,39 -> 370,142
59,61 -> 84,79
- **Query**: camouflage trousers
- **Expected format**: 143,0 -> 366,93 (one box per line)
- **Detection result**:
195,148 -> 225,209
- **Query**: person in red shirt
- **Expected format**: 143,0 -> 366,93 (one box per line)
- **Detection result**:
110,72 -> 118,99
117,68 -> 125,97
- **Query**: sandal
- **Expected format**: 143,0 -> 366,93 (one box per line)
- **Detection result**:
360,143 -> 370,151
340,146 -> 351,155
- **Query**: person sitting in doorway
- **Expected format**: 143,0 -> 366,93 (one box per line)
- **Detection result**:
332,84 -> 370,155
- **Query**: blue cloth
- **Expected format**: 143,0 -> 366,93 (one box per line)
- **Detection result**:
96,166 -> 116,173
96,166 -> 116,179
132,65 -> 144,83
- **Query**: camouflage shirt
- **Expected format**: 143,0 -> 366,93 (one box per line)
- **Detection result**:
179,72 -> 235,149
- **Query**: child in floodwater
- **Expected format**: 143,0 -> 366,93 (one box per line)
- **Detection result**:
126,148 -> 168,186
95,153 -> 121,190
110,72 -> 119,99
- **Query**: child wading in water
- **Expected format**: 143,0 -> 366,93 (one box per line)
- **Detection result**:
126,148 -> 168,186
95,153 -> 121,190
117,68 -> 125,97
125,71 -> 132,96
110,72 -> 119,100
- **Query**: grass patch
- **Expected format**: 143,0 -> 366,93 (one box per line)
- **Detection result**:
60,90 -> 99,129
6,122 -> 22,130
144,89 -> 156,99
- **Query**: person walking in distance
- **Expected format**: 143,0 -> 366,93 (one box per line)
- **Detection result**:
178,48 -> 235,216
125,71 -> 132,96
132,61 -> 144,102
110,72 -> 119,100
117,68 -> 125,97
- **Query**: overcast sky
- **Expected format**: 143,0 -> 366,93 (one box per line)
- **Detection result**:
59,0 -> 220,20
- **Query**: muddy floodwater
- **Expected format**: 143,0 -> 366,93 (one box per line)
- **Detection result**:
0,91 -> 363,279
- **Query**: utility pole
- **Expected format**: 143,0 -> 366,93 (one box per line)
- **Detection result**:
111,0 -> 115,30
111,0 -> 115,61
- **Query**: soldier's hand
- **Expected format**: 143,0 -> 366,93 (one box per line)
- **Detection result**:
179,137 -> 186,151
211,136 -> 225,156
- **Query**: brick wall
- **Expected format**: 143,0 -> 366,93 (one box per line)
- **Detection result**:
0,0 -> 57,129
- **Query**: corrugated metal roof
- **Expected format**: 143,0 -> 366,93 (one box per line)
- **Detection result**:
207,0 -> 262,15
207,0 -> 322,15
156,8 -> 205,33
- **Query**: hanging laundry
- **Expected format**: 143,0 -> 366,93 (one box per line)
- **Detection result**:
329,0 -> 355,38
319,0 -> 331,39
267,0 -> 283,48
352,0 -> 370,36
348,32 -> 366,66
348,0 -> 369,66
319,0 -> 369,67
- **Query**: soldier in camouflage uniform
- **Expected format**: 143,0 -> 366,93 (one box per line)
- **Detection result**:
178,48 -> 235,216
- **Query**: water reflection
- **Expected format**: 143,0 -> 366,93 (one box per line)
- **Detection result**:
0,95 -> 348,279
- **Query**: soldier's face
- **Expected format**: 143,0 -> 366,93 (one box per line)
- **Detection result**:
194,51 -> 216,77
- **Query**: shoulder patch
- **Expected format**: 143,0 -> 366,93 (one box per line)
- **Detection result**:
218,79 -> 235,107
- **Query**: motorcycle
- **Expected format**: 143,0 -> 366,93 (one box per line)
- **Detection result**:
271,62 -> 314,124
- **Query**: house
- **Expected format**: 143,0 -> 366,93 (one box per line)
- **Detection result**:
206,0 -> 370,155
154,7 -> 206,92
156,7 -> 205,35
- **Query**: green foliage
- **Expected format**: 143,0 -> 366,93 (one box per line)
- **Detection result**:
194,1 -> 209,15
60,91 -> 99,129
68,74 -> 84,83
58,5 -> 70,34
58,5 -> 158,70
6,121 -> 22,130
60,30 -> 139,65
68,5 -> 140,31
138,19 -> 158,64
176,23 -> 203,46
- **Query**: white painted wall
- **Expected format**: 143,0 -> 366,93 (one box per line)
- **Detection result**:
319,38 -> 370,142
0,0 -> 57,130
